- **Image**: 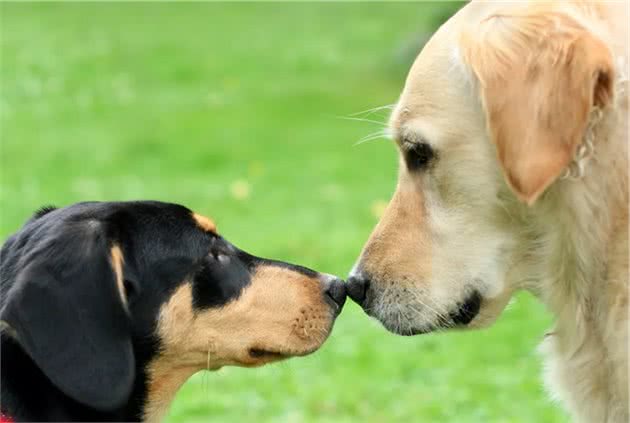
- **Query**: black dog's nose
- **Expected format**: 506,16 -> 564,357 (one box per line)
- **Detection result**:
346,275 -> 369,306
324,278 -> 347,310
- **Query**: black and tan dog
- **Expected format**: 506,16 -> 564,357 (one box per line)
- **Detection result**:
0,201 -> 346,422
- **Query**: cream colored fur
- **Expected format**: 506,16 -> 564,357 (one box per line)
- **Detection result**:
352,1 -> 629,421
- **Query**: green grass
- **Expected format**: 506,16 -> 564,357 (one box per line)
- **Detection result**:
1,3 -> 564,422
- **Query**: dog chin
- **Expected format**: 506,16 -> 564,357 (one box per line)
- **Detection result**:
367,290 -> 483,336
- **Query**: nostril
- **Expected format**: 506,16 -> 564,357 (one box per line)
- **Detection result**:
346,276 -> 369,305
324,279 -> 347,310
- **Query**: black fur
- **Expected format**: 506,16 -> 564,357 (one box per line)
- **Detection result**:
192,245 -> 252,310
0,201 -> 324,421
32,205 -> 57,219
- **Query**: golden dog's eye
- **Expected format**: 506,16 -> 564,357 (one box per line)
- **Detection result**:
404,142 -> 435,171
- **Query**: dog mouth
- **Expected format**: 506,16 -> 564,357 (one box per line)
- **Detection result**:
366,289 -> 483,336
248,348 -> 290,360
448,290 -> 482,326
247,345 -> 317,361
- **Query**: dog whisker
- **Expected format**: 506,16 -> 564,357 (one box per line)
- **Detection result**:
347,103 -> 396,117
354,129 -> 391,146
409,288 -> 451,316
336,116 -> 388,126
408,300 -> 450,328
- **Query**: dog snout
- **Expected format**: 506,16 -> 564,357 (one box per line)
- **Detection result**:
346,275 -> 369,306
322,276 -> 347,311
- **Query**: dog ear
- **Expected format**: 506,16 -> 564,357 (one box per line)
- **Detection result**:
461,8 -> 614,204
0,226 -> 135,411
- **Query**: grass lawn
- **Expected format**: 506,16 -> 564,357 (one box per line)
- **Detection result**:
1,3 -> 565,422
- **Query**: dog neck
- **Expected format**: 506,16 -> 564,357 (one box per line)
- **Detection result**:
142,357 -> 199,423
517,82 -> 628,419
550,86 -> 627,320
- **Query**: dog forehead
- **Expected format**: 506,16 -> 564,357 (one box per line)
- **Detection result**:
391,46 -> 486,149
391,44 -> 469,138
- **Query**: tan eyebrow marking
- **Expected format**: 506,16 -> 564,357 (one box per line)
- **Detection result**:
192,213 -> 218,233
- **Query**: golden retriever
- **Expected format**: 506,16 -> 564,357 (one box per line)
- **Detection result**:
346,1 -> 628,421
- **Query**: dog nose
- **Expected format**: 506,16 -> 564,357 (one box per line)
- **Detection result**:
324,278 -> 347,310
346,275 -> 369,306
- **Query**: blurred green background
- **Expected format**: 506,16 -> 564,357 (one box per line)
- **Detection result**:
1,2 -> 564,422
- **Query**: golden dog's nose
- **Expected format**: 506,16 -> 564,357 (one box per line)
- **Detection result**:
346,275 -> 369,306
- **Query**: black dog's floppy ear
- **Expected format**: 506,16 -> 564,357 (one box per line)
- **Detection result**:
1,225 -> 135,411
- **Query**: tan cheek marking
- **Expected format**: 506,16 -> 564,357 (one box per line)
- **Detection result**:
155,283 -> 199,351
192,212 -> 217,233
110,245 -> 127,308
144,284 -> 204,422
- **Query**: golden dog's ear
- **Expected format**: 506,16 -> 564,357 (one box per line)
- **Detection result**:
461,9 -> 614,204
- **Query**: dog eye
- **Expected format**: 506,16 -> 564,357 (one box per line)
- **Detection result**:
404,142 -> 435,171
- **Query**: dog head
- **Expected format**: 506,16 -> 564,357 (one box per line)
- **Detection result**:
348,2 -> 617,335
0,201 -> 345,419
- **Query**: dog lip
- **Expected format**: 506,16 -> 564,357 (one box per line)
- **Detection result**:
248,348 -> 289,359
248,346 -> 318,360
449,290 -> 482,326
371,290 -> 483,336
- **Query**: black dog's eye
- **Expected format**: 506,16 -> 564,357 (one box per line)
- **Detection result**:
404,142 -> 435,171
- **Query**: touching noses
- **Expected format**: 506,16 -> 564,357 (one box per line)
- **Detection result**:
346,275 -> 370,307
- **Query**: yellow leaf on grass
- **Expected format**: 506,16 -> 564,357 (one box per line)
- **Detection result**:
230,180 -> 251,200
